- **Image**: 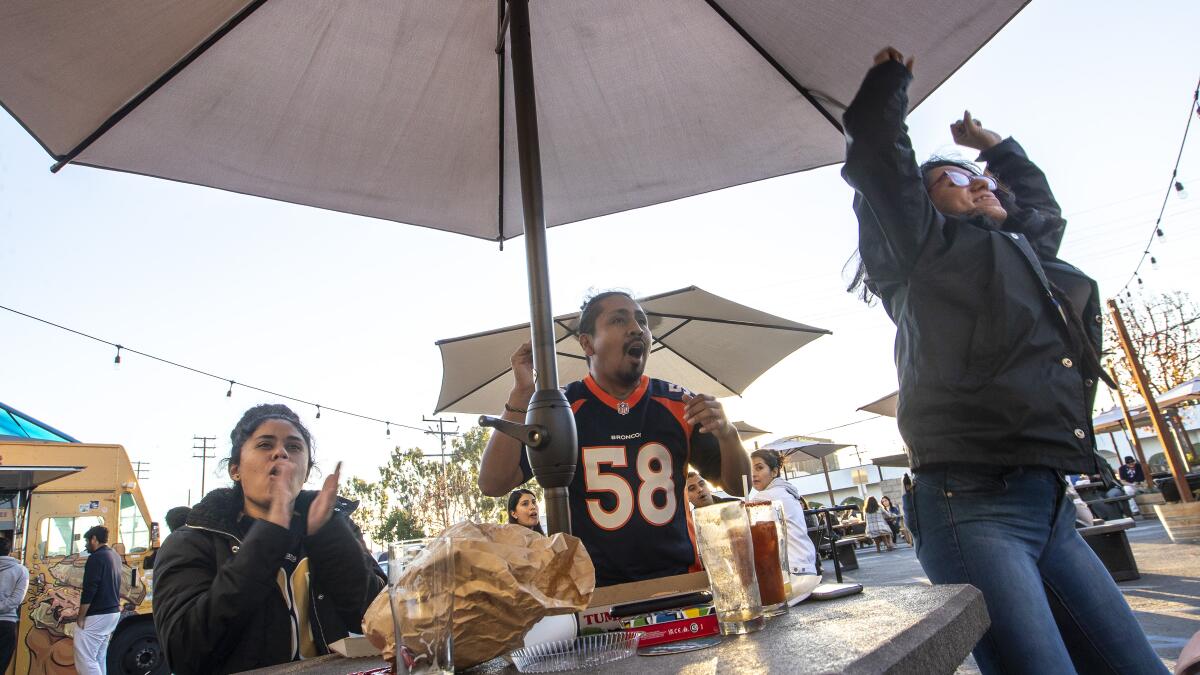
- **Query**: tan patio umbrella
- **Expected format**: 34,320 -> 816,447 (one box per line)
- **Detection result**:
761,436 -> 849,507
434,286 -> 828,414
1,0 -> 1031,536
859,390 -> 899,418
733,421 -> 771,444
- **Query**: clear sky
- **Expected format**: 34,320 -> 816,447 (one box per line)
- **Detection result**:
2,0 -> 1198,525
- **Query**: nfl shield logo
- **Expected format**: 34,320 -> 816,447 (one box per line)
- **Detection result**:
617,401 -> 630,415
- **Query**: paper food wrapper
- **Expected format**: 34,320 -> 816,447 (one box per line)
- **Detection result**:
363,522 -> 595,669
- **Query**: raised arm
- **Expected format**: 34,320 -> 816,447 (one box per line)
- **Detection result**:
683,393 -> 750,496
841,49 -> 945,286
950,109 -> 1066,257
478,342 -> 535,497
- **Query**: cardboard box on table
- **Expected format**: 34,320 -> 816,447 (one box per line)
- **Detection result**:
576,572 -> 719,646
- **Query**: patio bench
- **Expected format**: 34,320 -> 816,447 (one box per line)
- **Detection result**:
1078,517 -> 1139,582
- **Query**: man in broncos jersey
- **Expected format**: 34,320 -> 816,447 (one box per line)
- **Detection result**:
478,291 -> 751,586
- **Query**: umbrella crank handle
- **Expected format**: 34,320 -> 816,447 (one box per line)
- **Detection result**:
478,415 -> 547,448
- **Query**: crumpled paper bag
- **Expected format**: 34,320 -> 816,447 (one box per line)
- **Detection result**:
363,522 -> 595,669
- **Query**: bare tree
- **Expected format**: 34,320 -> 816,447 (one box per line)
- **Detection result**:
1104,291 -> 1200,400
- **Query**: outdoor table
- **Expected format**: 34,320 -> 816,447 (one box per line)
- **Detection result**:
240,584 -> 989,675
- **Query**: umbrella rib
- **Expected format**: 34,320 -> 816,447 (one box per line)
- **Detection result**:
653,319 -> 691,343
700,0 -> 843,134
654,339 -> 744,397
50,0 -> 273,172
495,0 -> 507,245
645,311 -> 830,334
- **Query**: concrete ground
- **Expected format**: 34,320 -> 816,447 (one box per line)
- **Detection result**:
828,518 -> 1199,673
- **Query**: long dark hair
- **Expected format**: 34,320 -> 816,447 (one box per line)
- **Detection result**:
224,404 -> 316,500
507,489 -> 544,535
750,449 -> 782,477
865,496 -> 880,514
846,156 -> 1013,304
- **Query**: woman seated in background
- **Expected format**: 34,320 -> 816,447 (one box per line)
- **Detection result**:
508,488 -> 544,534
153,404 -> 384,675
879,495 -> 902,540
863,496 -> 895,551
750,449 -> 821,600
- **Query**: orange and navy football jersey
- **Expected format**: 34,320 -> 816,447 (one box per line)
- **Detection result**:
520,375 -> 723,587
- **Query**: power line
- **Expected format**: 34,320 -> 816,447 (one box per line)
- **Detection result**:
803,414 -> 885,436
1116,74 -> 1200,297
0,302 -> 427,434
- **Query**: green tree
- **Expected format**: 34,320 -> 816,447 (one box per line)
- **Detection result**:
347,426 -> 545,544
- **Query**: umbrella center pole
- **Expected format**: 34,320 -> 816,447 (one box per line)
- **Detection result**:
509,0 -> 578,535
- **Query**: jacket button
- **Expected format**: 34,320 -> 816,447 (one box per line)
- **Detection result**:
1084,378 -> 1094,387
1074,428 -> 1086,439
1095,315 -> 1103,324
1010,233 -> 1019,239
231,545 -> 240,553
1061,357 -> 1074,368
318,594 -> 325,600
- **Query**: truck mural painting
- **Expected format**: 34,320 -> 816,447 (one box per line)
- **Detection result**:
1,402 -> 165,675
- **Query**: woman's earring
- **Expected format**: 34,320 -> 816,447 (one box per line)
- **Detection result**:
233,474 -> 240,480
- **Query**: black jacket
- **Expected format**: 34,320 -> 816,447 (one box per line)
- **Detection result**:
842,60 -> 1103,474
152,488 -> 385,675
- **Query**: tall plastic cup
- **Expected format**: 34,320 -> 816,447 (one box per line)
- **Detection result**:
747,500 -> 790,617
693,501 -> 765,635
388,539 -> 454,674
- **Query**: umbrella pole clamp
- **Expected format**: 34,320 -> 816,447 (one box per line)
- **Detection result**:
480,388 -> 578,535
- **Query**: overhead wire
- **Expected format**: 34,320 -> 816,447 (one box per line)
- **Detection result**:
1116,75 -> 1200,296
0,302 -> 428,434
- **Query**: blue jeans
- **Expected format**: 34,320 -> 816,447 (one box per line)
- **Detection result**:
903,465 -> 1166,675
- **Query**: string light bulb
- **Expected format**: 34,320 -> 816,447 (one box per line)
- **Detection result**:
113,345 -> 122,366
386,422 -> 391,437
1151,256 -> 1160,270
1156,227 -> 1167,242
1176,181 -> 1189,199
226,380 -> 234,397
1136,273 -> 1144,286
315,405 -> 322,420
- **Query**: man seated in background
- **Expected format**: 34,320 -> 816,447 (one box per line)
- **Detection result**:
685,470 -> 739,509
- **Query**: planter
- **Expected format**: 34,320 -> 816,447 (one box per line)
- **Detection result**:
1153,502 -> 1200,543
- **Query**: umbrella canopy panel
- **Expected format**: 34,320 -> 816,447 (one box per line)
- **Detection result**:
733,421 -> 770,441
859,390 -> 899,418
435,286 -> 828,414
2,0 -> 1028,241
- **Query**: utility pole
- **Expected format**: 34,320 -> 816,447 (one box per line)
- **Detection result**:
423,416 -> 460,475
1109,367 -> 1151,483
193,436 -> 217,498
132,461 -> 151,481
1107,299 -> 1193,502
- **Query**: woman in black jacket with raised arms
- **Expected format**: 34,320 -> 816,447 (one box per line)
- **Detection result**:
152,404 -> 385,674
842,48 -> 1164,674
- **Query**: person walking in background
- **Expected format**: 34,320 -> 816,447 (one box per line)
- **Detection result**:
841,46 -> 1165,674
508,488 -> 545,534
75,525 -> 122,675
0,537 -> 28,673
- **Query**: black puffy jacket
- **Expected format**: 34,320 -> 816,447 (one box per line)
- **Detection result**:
152,488 -> 385,674
841,60 -> 1104,474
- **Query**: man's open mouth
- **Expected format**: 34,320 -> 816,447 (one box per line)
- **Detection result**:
626,342 -> 646,358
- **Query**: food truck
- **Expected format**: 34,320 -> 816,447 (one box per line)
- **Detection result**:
0,402 -> 164,675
